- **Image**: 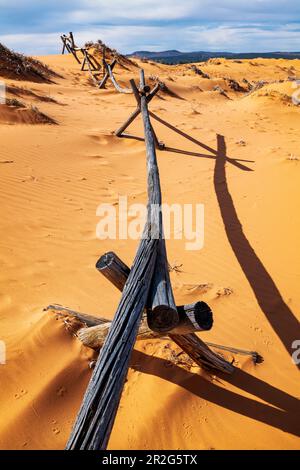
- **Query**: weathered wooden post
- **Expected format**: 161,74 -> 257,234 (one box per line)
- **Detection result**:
64,70 -> 236,451
61,35 -> 68,55
98,59 -> 117,89
102,45 -> 106,76
60,32 -> 81,64
80,49 -> 102,85
66,70 -> 174,450
114,81 -> 160,139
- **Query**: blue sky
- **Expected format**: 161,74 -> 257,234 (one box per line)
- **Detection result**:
0,0 -> 299,55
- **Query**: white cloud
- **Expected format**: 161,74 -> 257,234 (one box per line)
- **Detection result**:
0,1 -> 299,54
1,23 -> 300,56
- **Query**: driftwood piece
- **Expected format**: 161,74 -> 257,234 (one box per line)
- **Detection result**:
44,304 -> 107,327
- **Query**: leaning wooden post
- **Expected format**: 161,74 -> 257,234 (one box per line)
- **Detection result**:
66,71 -> 171,451
102,45 -> 106,77
98,58 -> 117,89
66,206 -> 159,450
114,81 -> 160,138
68,32 -> 81,64
61,35 -> 67,55
138,69 -> 179,332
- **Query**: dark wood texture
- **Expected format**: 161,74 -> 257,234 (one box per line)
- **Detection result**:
96,251 -> 130,292
169,334 -> 234,373
66,72 -> 165,450
46,305 -> 258,362
96,251 -> 212,334
138,70 -> 179,333
60,32 -> 81,64
171,301 -> 213,334
95,250 -> 232,373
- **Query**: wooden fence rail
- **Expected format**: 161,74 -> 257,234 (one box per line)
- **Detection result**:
61,33 -> 134,93
66,70 -> 172,450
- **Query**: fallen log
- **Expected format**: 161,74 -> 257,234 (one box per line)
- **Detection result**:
77,317 -> 161,349
44,304 -> 108,327
46,300 -> 213,349
46,304 -> 260,362
66,222 -> 159,450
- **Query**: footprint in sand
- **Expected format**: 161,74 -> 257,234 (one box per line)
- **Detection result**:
14,389 -> 28,400
56,386 -> 67,397
52,428 -> 60,435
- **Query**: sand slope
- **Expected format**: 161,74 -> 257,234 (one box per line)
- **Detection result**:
0,53 -> 299,449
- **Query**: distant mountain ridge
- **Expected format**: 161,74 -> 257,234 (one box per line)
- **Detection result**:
128,50 -> 300,64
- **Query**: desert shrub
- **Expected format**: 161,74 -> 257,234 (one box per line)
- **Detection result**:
5,97 -> 25,107
0,43 -> 59,81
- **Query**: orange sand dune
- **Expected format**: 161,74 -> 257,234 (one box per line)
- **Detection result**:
0,53 -> 299,450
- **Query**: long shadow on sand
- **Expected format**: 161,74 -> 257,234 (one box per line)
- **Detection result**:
121,111 -> 254,171
149,112 -> 255,172
124,119 -> 299,432
214,134 -> 299,368
152,120 -> 298,367
134,124 -> 299,435
131,350 -> 300,437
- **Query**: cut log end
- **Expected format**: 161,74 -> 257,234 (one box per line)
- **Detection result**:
177,301 -> 213,333
96,251 -> 117,270
96,251 -> 130,292
147,305 -> 179,333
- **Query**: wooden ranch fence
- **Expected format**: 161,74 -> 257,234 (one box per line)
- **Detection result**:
55,34 -> 260,449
